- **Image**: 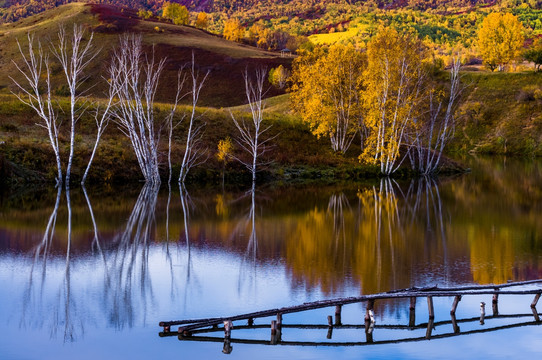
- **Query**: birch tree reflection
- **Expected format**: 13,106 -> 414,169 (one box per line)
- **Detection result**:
232,183 -> 262,296
286,178 -> 450,295
21,187 -> 61,335
22,187 -> 82,342
106,183 -> 159,329
178,184 -> 199,301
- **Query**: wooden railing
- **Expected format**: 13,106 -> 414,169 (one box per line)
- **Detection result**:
158,280 -> 542,353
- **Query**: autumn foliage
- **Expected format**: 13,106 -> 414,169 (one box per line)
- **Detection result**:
290,44 -> 365,153
291,27 -> 462,175
477,12 -> 524,71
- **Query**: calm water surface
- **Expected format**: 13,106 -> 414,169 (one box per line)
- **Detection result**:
1,156 -> 542,359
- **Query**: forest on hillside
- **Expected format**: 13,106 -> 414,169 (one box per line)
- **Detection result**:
0,0 -> 508,23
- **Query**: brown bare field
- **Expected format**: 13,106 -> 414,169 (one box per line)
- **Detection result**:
0,2 -> 292,107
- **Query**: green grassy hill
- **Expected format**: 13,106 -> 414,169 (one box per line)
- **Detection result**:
0,3 -> 291,107
450,71 -> 542,157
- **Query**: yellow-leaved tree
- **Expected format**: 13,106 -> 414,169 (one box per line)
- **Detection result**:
162,2 -> 189,25
223,18 -> 244,42
478,12 -> 524,71
361,28 -> 427,175
290,44 -> 366,153
195,12 -> 208,29
268,65 -> 290,89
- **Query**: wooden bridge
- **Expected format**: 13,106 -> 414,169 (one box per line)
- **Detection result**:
159,280 -> 542,353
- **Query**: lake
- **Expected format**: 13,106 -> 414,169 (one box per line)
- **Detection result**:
1,155 -> 542,359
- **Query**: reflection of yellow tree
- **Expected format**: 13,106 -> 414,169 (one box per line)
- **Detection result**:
215,193 -> 232,219
469,228 -> 517,284
285,178 -> 452,296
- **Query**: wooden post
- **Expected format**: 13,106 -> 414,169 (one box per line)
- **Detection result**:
365,312 -> 374,344
270,320 -> 277,345
425,317 -> 434,339
224,320 -> 233,339
450,295 -> 461,315
492,291 -> 499,316
451,313 -> 460,334
335,305 -> 342,325
531,293 -> 541,308
277,313 -> 283,329
365,300 -> 375,321
409,297 -> 416,310
365,330 -> 373,343
222,339 -> 233,354
480,302 -> 486,325
327,315 -> 333,339
532,306 -> 540,322
368,310 -> 375,327
248,318 -> 254,326
409,297 -> 416,327
365,299 -> 375,333
164,325 -> 170,333
427,296 -> 434,319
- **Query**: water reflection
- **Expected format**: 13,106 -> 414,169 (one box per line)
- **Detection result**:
285,177 -> 453,295
22,187 -> 80,342
1,157 -> 542,351
107,183 -> 159,329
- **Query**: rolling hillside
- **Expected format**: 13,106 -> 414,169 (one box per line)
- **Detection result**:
0,2 -> 291,107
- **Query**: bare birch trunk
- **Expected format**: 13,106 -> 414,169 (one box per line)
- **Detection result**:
411,57 -> 462,175
230,68 -> 275,183
81,95 -> 113,185
52,25 -> 98,187
178,53 -> 209,184
11,35 -> 63,186
111,34 -> 183,185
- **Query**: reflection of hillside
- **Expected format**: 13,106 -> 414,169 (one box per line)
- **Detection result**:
443,157 -> 542,284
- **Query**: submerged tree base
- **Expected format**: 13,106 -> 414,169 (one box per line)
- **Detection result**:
0,151 -> 469,188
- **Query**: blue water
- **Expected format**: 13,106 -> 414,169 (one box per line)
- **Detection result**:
1,156 -> 542,359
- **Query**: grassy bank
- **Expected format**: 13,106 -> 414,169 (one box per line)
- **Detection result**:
0,93 -> 384,186
4,69 -> 541,186
450,70 -> 542,156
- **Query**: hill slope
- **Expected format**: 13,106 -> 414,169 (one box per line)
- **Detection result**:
0,3 -> 291,107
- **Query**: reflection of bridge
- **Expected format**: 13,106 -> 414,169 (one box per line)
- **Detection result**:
159,280 -> 542,353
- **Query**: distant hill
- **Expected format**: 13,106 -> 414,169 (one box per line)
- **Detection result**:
0,0 -> 497,24
0,3 -> 291,107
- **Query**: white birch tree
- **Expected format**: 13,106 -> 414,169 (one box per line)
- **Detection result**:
361,28 -> 426,176
166,72 -> 187,185
110,34 -> 162,184
81,86 -> 114,185
178,53 -> 209,184
51,24 -> 98,187
110,34 -> 183,185
230,68 -> 274,183
410,57 -> 462,175
11,34 -> 63,186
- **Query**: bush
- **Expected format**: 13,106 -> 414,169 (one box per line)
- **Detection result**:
517,85 -> 540,102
